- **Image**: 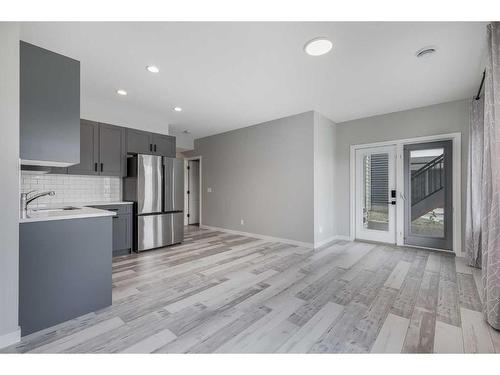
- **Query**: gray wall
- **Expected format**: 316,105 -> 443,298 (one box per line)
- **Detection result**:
314,112 -> 337,245
0,23 -> 20,346
185,111 -> 315,244
334,99 -> 469,242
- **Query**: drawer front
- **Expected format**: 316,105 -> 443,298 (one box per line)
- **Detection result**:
88,204 -> 133,215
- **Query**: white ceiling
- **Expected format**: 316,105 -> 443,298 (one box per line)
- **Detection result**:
20,22 -> 487,138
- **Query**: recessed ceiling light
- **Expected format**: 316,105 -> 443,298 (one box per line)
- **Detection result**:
173,107 -> 182,112
146,65 -> 160,73
416,46 -> 437,59
304,37 -> 333,56
116,89 -> 127,96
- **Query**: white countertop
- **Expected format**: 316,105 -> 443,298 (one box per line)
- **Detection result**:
20,206 -> 117,223
19,201 -> 133,223
78,201 -> 134,207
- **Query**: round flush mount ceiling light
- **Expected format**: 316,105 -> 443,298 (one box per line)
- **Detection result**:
304,37 -> 333,56
173,106 -> 182,112
146,65 -> 160,73
182,130 -> 191,134
416,46 -> 437,59
116,89 -> 127,96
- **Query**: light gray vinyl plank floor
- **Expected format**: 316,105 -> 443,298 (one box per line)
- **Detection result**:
3,226 -> 497,354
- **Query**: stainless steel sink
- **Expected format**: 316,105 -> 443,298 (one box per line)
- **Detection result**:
32,206 -> 81,212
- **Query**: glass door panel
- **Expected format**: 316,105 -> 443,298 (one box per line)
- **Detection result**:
363,153 -> 389,231
404,141 -> 452,250
355,145 -> 396,244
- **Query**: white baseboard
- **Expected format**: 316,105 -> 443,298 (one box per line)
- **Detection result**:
0,327 -> 20,349
314,235 -> 353,249
334,235 -> 352,241
314,235 -> 337,249
199,225 -> 314,249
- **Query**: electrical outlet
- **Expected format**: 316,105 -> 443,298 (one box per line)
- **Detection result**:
240,219 -> 244,226
319,226 -> 323,234
207,187 -> 212,193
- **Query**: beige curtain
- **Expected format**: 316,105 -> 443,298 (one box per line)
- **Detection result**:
481,22 -> 500,330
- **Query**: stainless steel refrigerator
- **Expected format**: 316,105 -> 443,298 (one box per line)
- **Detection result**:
123,154 -> 184,252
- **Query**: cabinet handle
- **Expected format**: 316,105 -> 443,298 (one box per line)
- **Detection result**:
94,162 -> 98,172
100,163 -> 103,172
149,144 -> 153,152
154,144 -> 157,152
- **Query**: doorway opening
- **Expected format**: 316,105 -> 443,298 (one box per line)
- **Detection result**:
184,157 -> 201,226
351,133 -> 461,254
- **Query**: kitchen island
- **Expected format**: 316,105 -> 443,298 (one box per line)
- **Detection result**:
19,207 -> 115,336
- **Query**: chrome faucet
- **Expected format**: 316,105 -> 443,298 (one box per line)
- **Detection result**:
20,190 -> 56,213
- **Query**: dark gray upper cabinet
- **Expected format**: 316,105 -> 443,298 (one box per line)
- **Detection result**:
126,128 -> 176,157
127,129 -> 153,154
99,123 -> 126,176
152,133 -> 176,157
20,41 -> 80,167
68,120 -> 125,177
67,120 -> 99,175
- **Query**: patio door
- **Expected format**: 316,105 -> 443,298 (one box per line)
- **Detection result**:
355,145 -> 397,244
403,141 -> 453,250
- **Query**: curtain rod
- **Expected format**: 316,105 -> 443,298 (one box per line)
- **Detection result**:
475,70 -> 486,100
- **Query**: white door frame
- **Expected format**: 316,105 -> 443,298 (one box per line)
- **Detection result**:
184,156 -> 202,226
354,145 -> 397,244
349,132 -> 462,256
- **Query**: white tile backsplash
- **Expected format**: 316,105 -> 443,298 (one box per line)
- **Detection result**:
21,171 -> 121,207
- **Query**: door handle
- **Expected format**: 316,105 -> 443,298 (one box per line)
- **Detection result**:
149,144 -> 153,152
385,201 -> 396,205
100,163 -> 103,172
94,162 -> 97,172
154,144 -> 157,152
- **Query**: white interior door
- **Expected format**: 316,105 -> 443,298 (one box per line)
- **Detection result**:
187,160 -> 200,225
355,145 -> 397,243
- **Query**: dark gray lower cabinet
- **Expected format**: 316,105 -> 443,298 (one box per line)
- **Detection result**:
88,204 -> 133,256
19,217 -> 112,336
112,215 -> 131,256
